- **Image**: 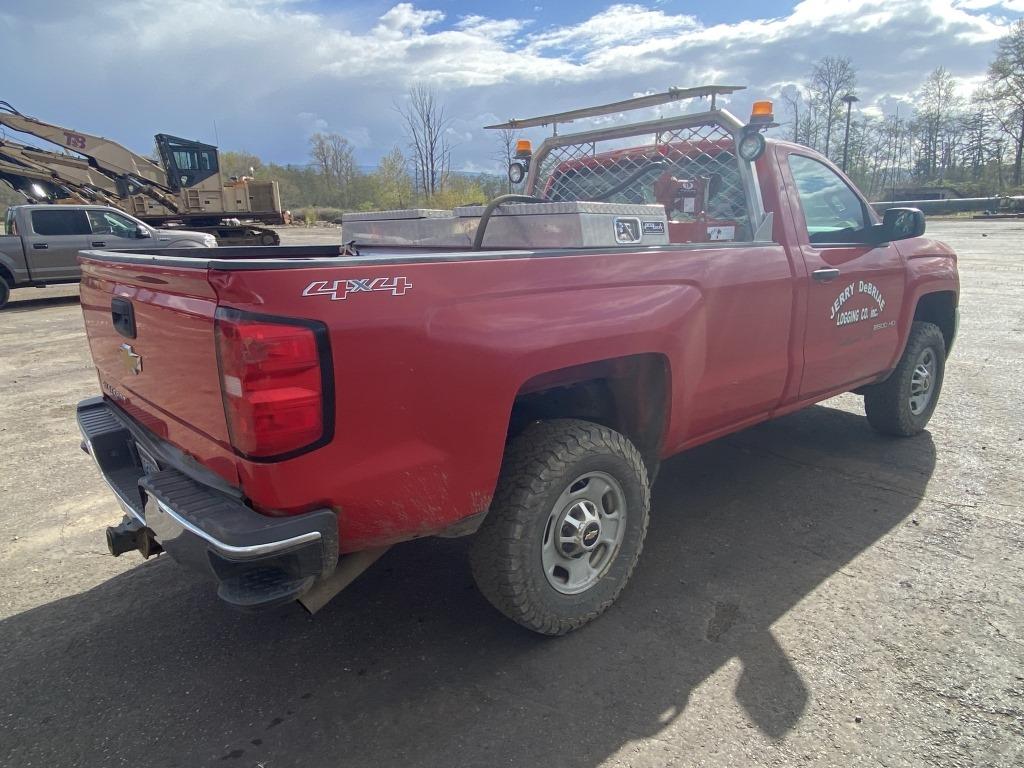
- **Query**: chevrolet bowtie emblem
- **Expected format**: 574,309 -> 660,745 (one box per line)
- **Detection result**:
119,343 -> 143,376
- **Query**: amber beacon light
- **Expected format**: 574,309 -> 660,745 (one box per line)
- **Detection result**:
749,100 -> 774,125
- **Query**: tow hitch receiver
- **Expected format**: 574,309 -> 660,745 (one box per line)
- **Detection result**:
105,516 -> 163,558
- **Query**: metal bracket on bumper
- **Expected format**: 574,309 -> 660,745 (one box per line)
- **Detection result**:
77,397 -> 338,611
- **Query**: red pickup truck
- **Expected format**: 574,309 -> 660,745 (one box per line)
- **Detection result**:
76,90 -> 958,634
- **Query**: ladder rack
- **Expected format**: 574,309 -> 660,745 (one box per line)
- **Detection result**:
484,85 -> 745,133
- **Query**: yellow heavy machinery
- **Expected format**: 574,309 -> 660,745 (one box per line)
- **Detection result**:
0,102 -> 283,245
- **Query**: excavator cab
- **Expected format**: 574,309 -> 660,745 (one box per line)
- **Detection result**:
155,134 -> 220,192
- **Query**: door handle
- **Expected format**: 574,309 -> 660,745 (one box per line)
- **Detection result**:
32,242 -> 48,250
812,267 -> 841,283
91,241 -> 106,248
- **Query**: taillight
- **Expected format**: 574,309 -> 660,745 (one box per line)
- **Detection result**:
214,309 -> 332,460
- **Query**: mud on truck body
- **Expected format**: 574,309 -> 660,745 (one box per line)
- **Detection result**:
76,86 -> 959,634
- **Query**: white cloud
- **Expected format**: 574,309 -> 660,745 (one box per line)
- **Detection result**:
526,4 -> 700,55
955,0 -> 1024,11
374,2 -> 444,37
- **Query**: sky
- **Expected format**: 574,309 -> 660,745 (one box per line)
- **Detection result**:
2,0 -> 1024,174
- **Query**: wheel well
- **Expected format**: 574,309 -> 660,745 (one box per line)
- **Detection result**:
508,354 -> 669,475
0,263 -> 13,286
914,291 -> 957,351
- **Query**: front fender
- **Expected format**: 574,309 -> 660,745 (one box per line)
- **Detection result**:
890,236 -> 960,368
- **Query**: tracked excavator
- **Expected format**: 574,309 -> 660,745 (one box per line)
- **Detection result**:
0,102 -> 283,245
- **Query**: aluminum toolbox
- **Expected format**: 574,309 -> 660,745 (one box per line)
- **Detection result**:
342,201 -> 670,249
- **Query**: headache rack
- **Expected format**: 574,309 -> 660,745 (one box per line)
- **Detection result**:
342,85 -> 773,250
486,84 -> 773,244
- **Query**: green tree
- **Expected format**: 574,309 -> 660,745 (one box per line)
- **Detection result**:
219,150 -> 263,180
369,146 -> 414,209
427,174 -> 487,209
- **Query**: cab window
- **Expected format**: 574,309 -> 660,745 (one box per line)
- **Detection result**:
788,154 -> 867,244
87,209 -> 139,238
30,209 -> 90,236
172,149 -> 216,172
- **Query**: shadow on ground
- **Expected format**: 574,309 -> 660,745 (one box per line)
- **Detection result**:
0,405 -> 935,767
2,293 -> 80,312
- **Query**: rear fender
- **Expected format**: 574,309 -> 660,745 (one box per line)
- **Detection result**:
0,243 -> 29,285
427,280 -> 703,499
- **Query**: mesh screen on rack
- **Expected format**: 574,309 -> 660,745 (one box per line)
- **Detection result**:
536,121 -> 750,244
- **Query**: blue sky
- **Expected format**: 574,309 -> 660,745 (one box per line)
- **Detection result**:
1,1 -> 1023,173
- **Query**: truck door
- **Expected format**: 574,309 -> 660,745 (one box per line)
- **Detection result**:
23,208 -> 92,281
783,151 -> 905,397
86,208 -> 145,249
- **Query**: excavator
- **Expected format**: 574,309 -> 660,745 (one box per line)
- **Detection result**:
0,102 -> 284,245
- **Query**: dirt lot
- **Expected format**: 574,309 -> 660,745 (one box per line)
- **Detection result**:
0,221 -> 1020,767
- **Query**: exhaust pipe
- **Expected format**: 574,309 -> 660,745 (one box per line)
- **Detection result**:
105,517 -> 163,558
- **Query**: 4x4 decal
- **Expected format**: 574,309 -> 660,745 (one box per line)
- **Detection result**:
303,276 -> 413,301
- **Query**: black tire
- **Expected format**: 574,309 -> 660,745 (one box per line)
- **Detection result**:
470,419 -> 650,635
260,232 -> 277,246
864,321 -> 946,436
0,276 -> 10,310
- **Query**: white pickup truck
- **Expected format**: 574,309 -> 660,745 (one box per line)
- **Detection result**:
0,204 -> 216,308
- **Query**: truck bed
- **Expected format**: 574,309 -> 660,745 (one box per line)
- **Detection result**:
78,238 -> 796,552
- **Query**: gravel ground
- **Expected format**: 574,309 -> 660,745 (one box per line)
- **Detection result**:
0,221 -> 1020,767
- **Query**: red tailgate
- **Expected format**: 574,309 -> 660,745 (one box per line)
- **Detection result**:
80,256 -> 238,484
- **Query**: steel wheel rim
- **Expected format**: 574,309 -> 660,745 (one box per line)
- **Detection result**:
909,347 -> 937,415
541,471 -> 627,595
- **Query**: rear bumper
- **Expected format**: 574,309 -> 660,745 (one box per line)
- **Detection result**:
77,397 -> 338,610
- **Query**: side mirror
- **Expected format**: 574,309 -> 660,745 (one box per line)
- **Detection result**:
136,225 -> 152,239
875,207 -> 925,243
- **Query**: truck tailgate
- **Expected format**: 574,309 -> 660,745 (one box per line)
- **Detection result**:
80,258 -> 233,465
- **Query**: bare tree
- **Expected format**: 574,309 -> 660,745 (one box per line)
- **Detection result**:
395,84 -> 451,199
309,132 -> 358,205
914,67 -> 961,179
808,56 -> 857,159
493,127 -> 521,193
985,20 -> 1024,185
780,85 -> 804,144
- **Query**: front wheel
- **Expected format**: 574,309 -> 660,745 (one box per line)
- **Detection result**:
470,419 -> 650,635
864,321 -> 947,436
0,276 -> 10,310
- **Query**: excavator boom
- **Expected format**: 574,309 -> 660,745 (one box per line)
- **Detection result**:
0,101 -> 285,244
0,137 -> 121,196
0,101 -> 182,212
0,101 -> 167,188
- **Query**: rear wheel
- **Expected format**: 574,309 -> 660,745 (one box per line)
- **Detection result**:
0,276 -> 10,310
470,419 -> 650,635
864,321 -> 946,436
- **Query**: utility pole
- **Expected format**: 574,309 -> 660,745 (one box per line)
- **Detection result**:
841,93 -> 859,173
